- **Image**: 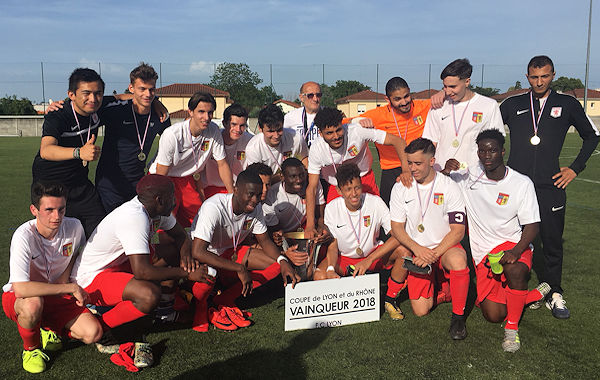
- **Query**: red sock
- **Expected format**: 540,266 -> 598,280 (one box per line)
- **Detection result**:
505,287 -> 527,330
192,282 -> 214,332
449,268 -> 469,315
385,277 -> 406,299
18,322 -> 41,351
214,262 -> 281,306
526,288 -> 543,304
100,301 -> 147,329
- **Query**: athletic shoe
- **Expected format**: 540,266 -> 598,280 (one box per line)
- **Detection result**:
223,306 -> 252,328
133,342 -> 154,368
209,307 -> 238,331
22,349 -> 49,374
449,313 -> 467,340
95,330 -> 120,354
528,282 -> 551,309
40,328 -> 62,351
384,300 -> 404,320
502,328 -> 520,352
546,292 -> 570,319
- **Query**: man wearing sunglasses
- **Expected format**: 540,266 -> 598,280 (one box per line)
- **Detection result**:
284,81 -> 323,148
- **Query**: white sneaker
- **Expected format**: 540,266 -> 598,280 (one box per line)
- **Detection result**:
502,328 -> 521,353
546,293 -> 570,319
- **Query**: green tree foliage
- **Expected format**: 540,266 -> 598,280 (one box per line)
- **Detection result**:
470,86 -> 500,97
0,95 -> 37,115
320,80 -> 371,107
551,76 -> 584,92
507,81 -> 522,91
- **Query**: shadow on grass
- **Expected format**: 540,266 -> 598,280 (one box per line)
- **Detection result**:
172,328 -> 331,379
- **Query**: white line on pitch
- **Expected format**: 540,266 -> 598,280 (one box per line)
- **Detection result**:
575,178 -> 600,184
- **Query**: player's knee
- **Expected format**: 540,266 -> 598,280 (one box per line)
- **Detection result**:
411,302 -> 432,317
503,263 -> 528,284
133,282 -> 161,313
80,322 -> 103,345
18,297 -> 43,321
481,308 -> 505,323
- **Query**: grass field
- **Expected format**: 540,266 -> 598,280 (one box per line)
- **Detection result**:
0,135 -> 599,379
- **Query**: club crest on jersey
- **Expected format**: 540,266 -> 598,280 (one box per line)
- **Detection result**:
413,116 -> 423,125
237,151 -> 245,160
201,141 -> 210,151
363,216 -> 371,227
243,219 -> 253,230
61,242 -> 73,257
551,107 -> 562,118
283,151 -> 293,159
433,193 -> 444,205
496,193 -> 509,205
348,145 -> 359,157
472,112 -> 483,123
91,113 -> 99,124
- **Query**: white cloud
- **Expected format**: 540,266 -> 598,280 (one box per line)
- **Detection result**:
189,61 -> 219,73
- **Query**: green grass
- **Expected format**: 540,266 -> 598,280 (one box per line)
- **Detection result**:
0,136 -> 599,379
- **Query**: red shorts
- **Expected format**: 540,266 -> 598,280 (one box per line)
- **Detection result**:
475,241 -> 533,306
337,245 -> 389,275
170,175 -> 203,228
2,291 -> 90,335
221,245 -> 252,265
407,243 -> 464,300
327,169 -> 380,203
84,262 -> 134,307
204,185 -> 228,199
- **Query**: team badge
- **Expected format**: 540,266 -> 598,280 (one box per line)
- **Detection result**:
433,193 -> 444,205
91,113 -> 99,124
283,151 -> 292,159
363,216 -> 371,227
237,151 -> 245,160
413,116 -> 423,125
201,141 -> 210,151
61,242 -> 73,257
551,107 -> 562,118
496,193 -> 509,205
472,112 -> 483,123
348,145 -> 359,157
243,219 -> 253,230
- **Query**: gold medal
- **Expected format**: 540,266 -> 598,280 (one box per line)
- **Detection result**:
452,139 -> 459,148
459,162 -> 468,170
417,224 -> 425,233
530,135 -> 541,145
138,152 -> 146,161
356,247 -> 363,256
193,172 -> 201,181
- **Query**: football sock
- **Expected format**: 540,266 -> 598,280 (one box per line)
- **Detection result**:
526,288 -> 544,304
449,268 -> 469,315
385,277 -> 406,299
192,282 -> 214,332
214,262 -> 281,306
505,287 -> 527,330
18,322 -> 41,351
101,301 -> 147,329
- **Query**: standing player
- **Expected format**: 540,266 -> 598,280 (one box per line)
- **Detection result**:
390,138 -> 469,339
283,81 -> 322,147
32,68 -> 106,237
96,63 -> 171,213
150,92 -> 234,227
71,175 -> 207,367
245,104 -> 309,181
500,55 -> 599,319
304,107 -> 410,239
423,58 -> 505,174
202,103 -> 253,199
452,130 -> 549,352
2,182 -> 102,373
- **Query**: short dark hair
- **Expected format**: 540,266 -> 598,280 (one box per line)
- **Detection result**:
281,157 -> 304,176
314,107 -> 344,131
130,62 -> 158,84
136,174 -> 174,203
31,182 -> 67,209
188,92 -> 216,111
405,137 -> 436,155
223,103 -> 248,126
236,169 -> 263,188
335,163 -> 361,188
528,55 -> 555,73
258,104 -> 284,129
441,58 -> 472,80
246,162 -> 273,177
385,77 -> 410,97
476,129 -> 505,147
68,68 -> 105,94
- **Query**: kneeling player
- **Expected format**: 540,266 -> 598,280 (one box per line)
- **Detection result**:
3,183 -> 102,373
313,163 -> 406,319
390,138 -> 469,339
452,129 -> 549,352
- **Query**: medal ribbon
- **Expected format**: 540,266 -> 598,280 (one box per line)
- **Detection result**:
132,102 -> 151,155
416,173 -> 437,226
264,139 -> 284,173
187,121 -> 206,175
529,91 -> 548,137
33,225 -> 53,282
451,98 -> 472,141
345,199 -> 362,253
389,105 -> 409,140
70,102 -> 92,145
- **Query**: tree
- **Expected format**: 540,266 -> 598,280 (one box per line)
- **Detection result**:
470,85 -> 500,97
507,81 -> 522,91
258,85 -> 282,106
0,95 -> 36,115
208,62 -> 262,110
551,76 -> 584,92
320,80 -> 371,107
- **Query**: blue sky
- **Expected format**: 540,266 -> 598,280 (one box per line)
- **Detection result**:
1,0 -> 598,102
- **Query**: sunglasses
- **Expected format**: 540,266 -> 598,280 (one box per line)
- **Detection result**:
302,92 -> 322,99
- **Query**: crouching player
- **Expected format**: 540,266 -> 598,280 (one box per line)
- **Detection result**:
390,138 -> 469,339
452,129 -> 549,352
313,163 -> 407,320
190,169 -> 300,332
2,182 -> 102,373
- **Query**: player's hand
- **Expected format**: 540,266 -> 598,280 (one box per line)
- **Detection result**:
442,158 -> 460,175
272,230 -> 283,246
188,264 -> 213,284
237,266 -> 253,297
79,135 -> 101,161
71,284 -> 90,307
413,246 -> 436,265
285,244 -> 308,266
326,267 -> 340,279
180,255 -> 199,273
152,99 -> 170,123
397,172 -> 413,188
45,100 -> 65,113
412,256 -> 430,268
552,167 -> 577,189
353,259 -> 371,277
280,260 -> 301,288
499,249 -> 521,265
314,227 -> 332,244
430,90 -> 446,109
304,226 -> 317,240
358,118 -> 374,129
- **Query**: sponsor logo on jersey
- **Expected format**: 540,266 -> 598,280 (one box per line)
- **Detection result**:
283,151 -> 292,159
472,112 -> 483,123
62,242 -> 73,257
413,116 -> 423,125
201,141 -> 210,151
348,145 -> 359,157
237,151 -> 245,160
433,193 -> 444,205
551,107 -> 562,118
243,219 -> 253,230
363,215 -> 371,227
496,193 -> 509,205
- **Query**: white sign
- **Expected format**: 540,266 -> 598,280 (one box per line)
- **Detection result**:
284,273 -> 380,331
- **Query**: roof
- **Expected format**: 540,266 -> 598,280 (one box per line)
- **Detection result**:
560,88 -> 600,99
273,99 -> 301,108
156,83 -> 230,97
170,109 -> 189,119
491,88 -> 530,102
411,89 -> 440,100
335,90 -> 386,104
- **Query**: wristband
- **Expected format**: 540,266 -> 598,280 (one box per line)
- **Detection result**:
73,147 -> 80,159
277,255 -> 288,264
326,265 -> 335,272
